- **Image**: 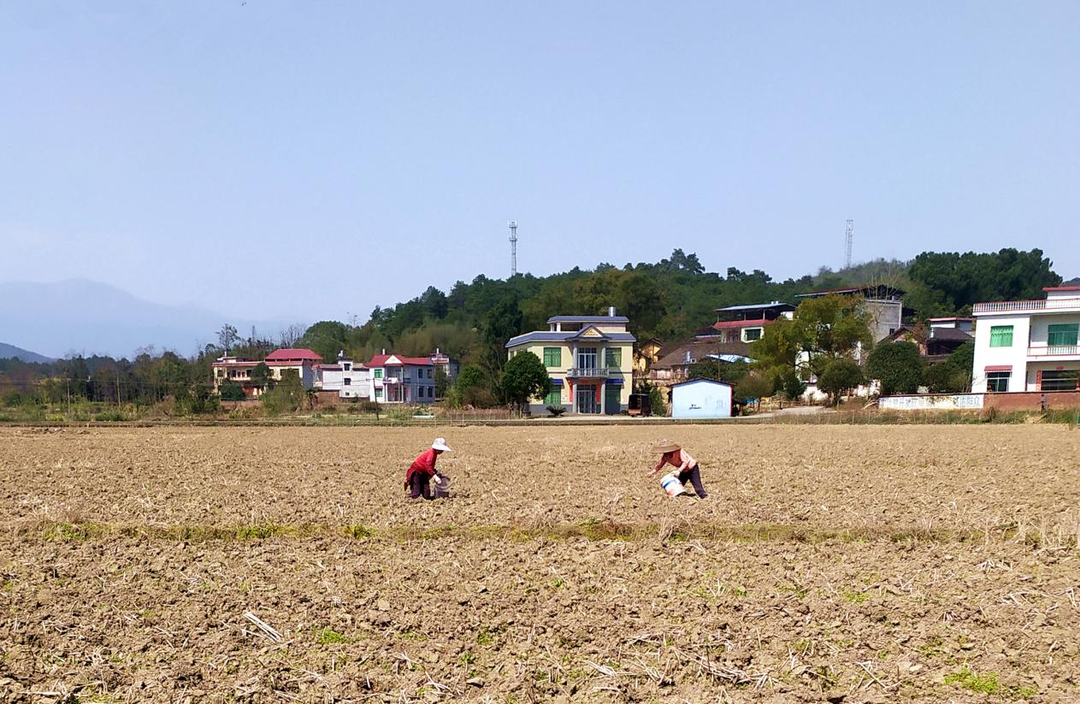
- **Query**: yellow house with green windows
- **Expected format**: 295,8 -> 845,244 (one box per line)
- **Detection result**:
505,307 -> 636,414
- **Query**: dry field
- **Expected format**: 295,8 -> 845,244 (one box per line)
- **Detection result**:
2,425 -> 1079,703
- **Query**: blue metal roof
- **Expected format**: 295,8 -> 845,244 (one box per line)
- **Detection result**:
547,315 -> 630,324
505,330 -> 636,348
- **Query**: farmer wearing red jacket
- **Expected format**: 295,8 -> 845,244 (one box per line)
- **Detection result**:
405,438 -> 451,500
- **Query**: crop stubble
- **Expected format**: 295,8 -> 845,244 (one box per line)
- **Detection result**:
1,425 -> 1079,702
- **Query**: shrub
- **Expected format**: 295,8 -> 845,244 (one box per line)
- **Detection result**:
867,341 -> 923,396
817,358 -> 865,405
546,405 -> 566,417
219,381 -> 246,401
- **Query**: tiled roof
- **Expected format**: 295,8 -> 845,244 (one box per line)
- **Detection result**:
265,348 -> 323,362
366,354 -> 433,367
652,340 -> 753,369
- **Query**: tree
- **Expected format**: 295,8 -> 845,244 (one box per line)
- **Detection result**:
480,296 -> 523,378
452,365 -> 494,407
299,321 -> 351,361
734,372 -> 773,405
250,362 -> 272,387
434,366 -> 450,399
261,369 -> 307,415
924,341 -> 974,393
817,358 -> 865,405
500,351 -> 551,413
217,324 -> 239,354
866,341 -> 924,396
219,381 -> 246,401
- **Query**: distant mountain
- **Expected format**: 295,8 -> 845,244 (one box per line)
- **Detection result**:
1065,276 -> 1080,286
0,279 -> 288,359
0,342 -> 52,364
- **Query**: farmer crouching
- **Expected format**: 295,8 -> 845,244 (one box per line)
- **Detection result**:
405,438 -> 451,500
648,440 -> 708,498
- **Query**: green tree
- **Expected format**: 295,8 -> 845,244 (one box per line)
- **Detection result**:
866,341 -> 924,396
500,352 -> 551,413
299,321 -> 350,361
250,362 -> 272,387
261,369 -> 307,415
734,372 -> 773,405
452,365 -> 495,407
480,296 -> 523,379
217,324 -> 240,354
817,358 -> 865,405
434,366 -> 450,399
924,340 -> 974,393
219,380 -> 246,401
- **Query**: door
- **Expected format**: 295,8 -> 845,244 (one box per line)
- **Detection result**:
576,384 -> 599,414
605,384 -> 621,414
577,347 -> 598,370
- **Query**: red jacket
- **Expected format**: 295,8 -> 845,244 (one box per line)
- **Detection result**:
405,448 -> 438,487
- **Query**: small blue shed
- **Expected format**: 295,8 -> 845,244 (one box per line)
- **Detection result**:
670,379 -> 733,419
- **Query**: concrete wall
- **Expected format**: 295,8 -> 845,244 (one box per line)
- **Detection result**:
971,314 -> 1031,393
984,391 -> 1080,411
880,391 -> 1080,411
879,394 -> 984,410
671,381 -> 733,419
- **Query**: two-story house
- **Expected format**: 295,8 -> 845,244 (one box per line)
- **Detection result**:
971,286 -> 1080,393
504,307 -> 635,415
212,347 -> 323,397
315,352 -> 372,400
701,301 -> 796,343
365,352 -> 437,404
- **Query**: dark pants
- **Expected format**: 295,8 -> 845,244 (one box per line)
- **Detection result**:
678,464 -> 707,498
409,472 -> 435,500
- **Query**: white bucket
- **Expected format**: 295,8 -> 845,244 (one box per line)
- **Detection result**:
660,472 -> 685,498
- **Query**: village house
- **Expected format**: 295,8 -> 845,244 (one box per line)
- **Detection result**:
212,347 -> 323,397
504,307 -> 635,415
314,352 -> 372,400
794,284 -> 905,342
701,301 -> 795,343
971,286 -> 1080,393
366,352 -> 437,404
647,340 -> 753,388
884,317 -> 973,364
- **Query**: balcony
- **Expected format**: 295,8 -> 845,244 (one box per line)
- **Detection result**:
973,298 -> 1080,314
567,367 -> 612,379
1028,345 -> 1080,359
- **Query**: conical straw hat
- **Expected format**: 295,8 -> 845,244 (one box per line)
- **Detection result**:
651,439 -> 681,454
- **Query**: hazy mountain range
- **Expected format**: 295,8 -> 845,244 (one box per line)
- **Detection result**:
0,279 -> 292,359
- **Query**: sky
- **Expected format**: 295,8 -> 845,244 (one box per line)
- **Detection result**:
2,1 -> 1078,325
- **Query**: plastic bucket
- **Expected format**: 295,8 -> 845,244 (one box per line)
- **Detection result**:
660,472 -> 685,498
433,474 -> 451,498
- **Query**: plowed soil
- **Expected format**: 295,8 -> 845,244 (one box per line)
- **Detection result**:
2,425 -> 1079,702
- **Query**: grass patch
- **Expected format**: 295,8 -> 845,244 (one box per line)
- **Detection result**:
344,524 -> 373,539
944,666 -> 999,694
316,628 -> 350,645
842,590 -> 870,604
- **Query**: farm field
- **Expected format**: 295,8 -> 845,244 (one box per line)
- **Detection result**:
2,425 -> 1079,702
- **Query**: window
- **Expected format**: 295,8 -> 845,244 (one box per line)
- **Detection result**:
544,387 -> 561,407
543,347 -> 562,368
343,363 -> 351,371
1047,324 -> 1079,347
374,369 -> 383,379
343,378 -> 351,386
986,371 -> 1011,392
989,326 -> 1013,347
577,346 -> 598,369
427,368 -> 433,379
375,389 -> 383,399
742,327 -> 763,342
1040,370 -> 1080,392
604,348 -> 621,368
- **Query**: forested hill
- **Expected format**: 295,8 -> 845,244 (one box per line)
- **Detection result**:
297,248 -> 1062,368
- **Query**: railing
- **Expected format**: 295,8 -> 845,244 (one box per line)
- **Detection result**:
1028,345 -> 1080,357
567,367 -> 611,378
973,298 -> 1080,314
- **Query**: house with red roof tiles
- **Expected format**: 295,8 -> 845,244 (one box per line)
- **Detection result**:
366,352 -> 437,404
212,348 -> 323,398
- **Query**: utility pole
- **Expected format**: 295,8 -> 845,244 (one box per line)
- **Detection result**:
844,219 -> 854,269
508,221 -> 518,277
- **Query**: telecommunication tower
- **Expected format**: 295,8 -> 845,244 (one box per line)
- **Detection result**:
844,219 -> 854,269
508,221 -> 518,277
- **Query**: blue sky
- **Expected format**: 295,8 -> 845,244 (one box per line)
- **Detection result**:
2,1 -> 1077,324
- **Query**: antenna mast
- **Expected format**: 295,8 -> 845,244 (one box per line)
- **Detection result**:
844,219 -> 854,269
508,220 -> 518,277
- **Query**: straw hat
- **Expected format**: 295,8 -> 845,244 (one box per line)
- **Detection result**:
651,439 -> 681,454
432,438 -> 452,452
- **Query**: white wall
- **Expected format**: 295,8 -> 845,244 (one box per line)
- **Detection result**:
971,314 -> 1030,393
671,381 -> 732,419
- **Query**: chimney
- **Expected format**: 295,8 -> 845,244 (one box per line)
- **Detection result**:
381,348 -> 386,355
608,306 -> 616,317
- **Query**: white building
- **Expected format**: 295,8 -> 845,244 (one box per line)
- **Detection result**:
670,379 -> 733,419
315,353 -> 373,400
971,286 -> 1080,393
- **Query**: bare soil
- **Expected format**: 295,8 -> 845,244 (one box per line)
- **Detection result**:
1,425 -> 1079,702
